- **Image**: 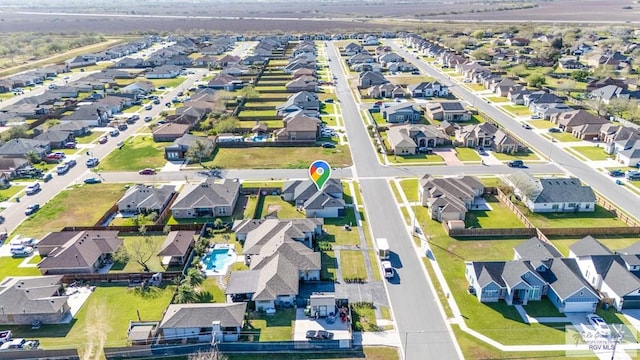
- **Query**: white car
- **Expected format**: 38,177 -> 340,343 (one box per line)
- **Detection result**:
25,182 -> 41,195
86,157 -> 99,167
587,313 -> 611,337
381,261 -> 394,279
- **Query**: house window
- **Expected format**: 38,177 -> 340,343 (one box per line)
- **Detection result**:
484,289 -> 498,297
585,204 -> 590,209
529,286 -> 540,299
579,291 -> 584,296
568,203 -> 576,208
551,204 -> 559,210
218,207 -> 227,215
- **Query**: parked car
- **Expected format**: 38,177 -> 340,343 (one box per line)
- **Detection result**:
0,338 -> 39,350
83,177 -> 102,184
144,104 -> 152,110
56,164 -> 69,175
118,123 -> 128,131
0,330 -> 11,344
322,142 -> 336,149
0,216 -> 4,225
305,330 -> 334,340
43,173 -> 53,182
548,128 -> 561,133
153,99 -> 161,105
609,169 -> 625,177
586,314 -> 611,337
381,260 -> 394,279
522,123 -> 532,129
10,245 -> 34,257
64,142 -> 77,149
139,168 -> 156,175
531,114 -> 541,119
508,160 -> 524,168
144,116 -> 152,122
24,204 -> 40,216
25,183 -> 41,195
86,157 -> 99,167
65,159 -> 77,168
109,128 -> 120,137
99,136 -> 108,144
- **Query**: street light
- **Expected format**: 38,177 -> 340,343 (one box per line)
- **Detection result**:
403,330 -> 426,360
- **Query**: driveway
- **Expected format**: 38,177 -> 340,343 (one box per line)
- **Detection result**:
433,148 -> 463,166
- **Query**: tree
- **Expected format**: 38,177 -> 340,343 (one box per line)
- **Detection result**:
470,30 -> 485,39
128,226 -> 155,272
213,218 -> 224,229
606,98 -> 631,118
186,140 -> 210,166
470,48 -> 491,61
213,117 -> 239,134
174,284 -> 199,304
183,267 -> 205,287
526,73 -> 546,88
550,37 -> 563,50
557,79 -> 576,96
570,70 -> 589,82
238,85 -> 259,99
1,125 -> 28,141
25,150 -> 42,164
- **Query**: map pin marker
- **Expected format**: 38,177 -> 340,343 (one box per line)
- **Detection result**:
309,160 -> 331,191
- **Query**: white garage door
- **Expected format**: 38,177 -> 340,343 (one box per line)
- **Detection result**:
564,301 -> 595,313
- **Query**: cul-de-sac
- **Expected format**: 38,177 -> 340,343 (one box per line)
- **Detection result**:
0,1 -> 639,359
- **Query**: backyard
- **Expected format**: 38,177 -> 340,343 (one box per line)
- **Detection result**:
516,203 -> 628,228
204,146 -> 352,169
97,136 -> 166,171
244,308 -> 296,342
109,233 -> 181,273
13,184 -> 127,239
465,196 -> 526,229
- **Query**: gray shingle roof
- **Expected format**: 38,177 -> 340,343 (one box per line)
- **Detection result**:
117,184 -> 176,213
304,191 -> 345,210
160,302 -> 246,329
514,237 -> 562,260
0,276 -> 68,315
472,261 -> 506,288
569,235 -> 612,257
538,258 -> 597,300
533,178 -> 596,204
157,230 -> 196,257
171,179 -> 240,211
38,231 -> 123,272
590,255 -> 640,296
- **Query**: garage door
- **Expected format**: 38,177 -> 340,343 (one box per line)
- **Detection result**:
564,301 -> 596,313
623,299 -> 640,309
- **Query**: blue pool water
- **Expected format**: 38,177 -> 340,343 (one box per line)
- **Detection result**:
202,248 -> 234,271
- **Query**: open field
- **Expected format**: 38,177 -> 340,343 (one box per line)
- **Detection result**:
97,136 -> 166,171
13,184 -> 127,239
204,146 -> 352,169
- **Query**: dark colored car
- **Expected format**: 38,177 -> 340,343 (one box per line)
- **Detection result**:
83,177 -> 102,184
322,143 -> 336,148
609,170 -> 625,177
508,160 -> 524,168
548,128 -> 561,133
305,330 -> 334,340
139,168 -> 156,175
522,123 -> 532,129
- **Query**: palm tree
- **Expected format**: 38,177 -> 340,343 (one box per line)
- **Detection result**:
174,284 -> 198,304
184,267 -> 205,287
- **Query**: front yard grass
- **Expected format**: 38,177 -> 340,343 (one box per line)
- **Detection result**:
492,151 -> 540,161
486,96 -> 509,103
205,146 -> 352,169
465,196 -> 525,229
523,298 -> 565,318
518,204 -> 627,228
7,284 -> 175,350
418,210 -> 568,345
340,250 -> 367,279
13,184 -> 126,239
398,178 -> 419,202
321,251 -> 337,281
74,131 -> 104,144
570,146 -> 612,161
245,308 -> 295,342
148,77 -> 187,88
0,257 -> 40,282
0,185 -> 24,201
97,136 -> 166,171
464,83 -> 487,92
389,153 -> 445,164
548,132 -> 580,142
501,104 -> 531,116
456,147 -> 481,162
351,305 -> 380,332
529,120 -> 555,129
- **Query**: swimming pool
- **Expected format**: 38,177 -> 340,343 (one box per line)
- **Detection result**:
201,246 -> 237,275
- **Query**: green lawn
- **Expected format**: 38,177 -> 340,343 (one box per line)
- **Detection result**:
321,251 -> 337,281
237,120 -> 283,129
148,77 -> 187,88
241,180 -> 285,189
523,298 -> 565,318
245,308 -> 295,341
399,178 -> 419,202
548,132 -> 580,143
239,109 -> 277,117
320,208 -> 361,246
456,147 -> 481,162
418,211 -> 568,345
199,277 -> 227,303
479,177 -> 505,188
321,103 -> 337,115
351,305 -> 380,332
501,104 -> 532,116
464,83 -> 486,91
97,136 -> 166,171
492,151 -> 540,161
321,115 -> 338,127
109,234 -> 173,273
487,96 -> 509,103
256,195 -> 304,219
0,185 -> 24,201
5,285 -> 175,350
519,204 -> 627,228
389,153 -> 445,164
123,105 -> 142,114
570,146 -> 612,161
204,146 -> 352,169
465,196 -> 525,229
74,131 -> 105,144
529,120 -> 555,129
370,111 -> 385,125
0,257 -> 41,283
340,250 -> 367,279
13,184 -> 126,239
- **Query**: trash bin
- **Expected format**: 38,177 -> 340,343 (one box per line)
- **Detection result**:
604,303 -> 610,310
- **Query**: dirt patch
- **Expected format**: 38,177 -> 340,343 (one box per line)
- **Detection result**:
266,203 -> 282,214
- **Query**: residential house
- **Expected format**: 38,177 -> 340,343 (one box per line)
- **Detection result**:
37,231 -> 124,275
425,101 -> 471,122
0,138 -> 50,159
513,237 -> 563,261
60,104 -> 110,127
33,130 -> 75,149
590,85 -> 639,105
586,77 -> 628,92
274,112 -> 320,142
533,102 -> 574,120
65,55 -> 96,69
158,303 -> 246,343
419,174 -> 485,222
550,109 -> 608,133
0,276 -> 71,325
0,158 -> 30,179
281,179 -> 344,218
145,65 -> 182,79
506,38 -> 530,47
117,184 -> 176,216
570,236 -> 640,311
285,76 -> 317,93
152,123 -> 191,142
407,81 -> 448,98
387,124 -> 448,156
558,58 -> 586,70
506,173 -> 596,213
292,68 -> 316,79
367,83 -> 405,99
275,91 -> 320,117
382,103 -> 422,123
378,52 -> 404,65
121,81 -> 155,95
157,230 -> 196,267
170,179 -> 240,219
343,42 -> 364,56
358,71 -> 387,89
164,134 -> 215,162
227,218 -> 323,310
47,121 -> 89,137
524,91 -> 563,111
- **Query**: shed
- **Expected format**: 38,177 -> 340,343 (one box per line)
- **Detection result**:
309,292 -> 336,317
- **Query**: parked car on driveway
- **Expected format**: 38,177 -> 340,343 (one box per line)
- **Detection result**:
609,169 -> 625,177
305,330 -> 334,340
548,128 -> 561,133
64,142 -> 77,149
322,142 -> 336,148
587,313 -> 610,337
